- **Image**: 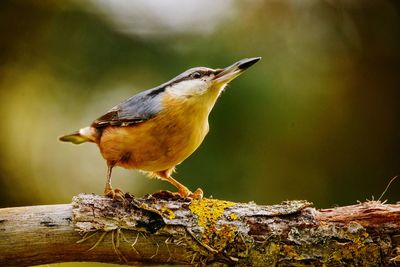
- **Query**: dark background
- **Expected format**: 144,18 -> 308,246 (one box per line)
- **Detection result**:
1,0 -> 399,221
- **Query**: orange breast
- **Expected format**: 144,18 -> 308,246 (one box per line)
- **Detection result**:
98,96 -> 209,172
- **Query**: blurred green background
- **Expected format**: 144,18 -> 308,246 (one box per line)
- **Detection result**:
1,0 -> 399,217
1,0 -> 400,266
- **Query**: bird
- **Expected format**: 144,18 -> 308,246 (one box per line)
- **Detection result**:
59,57 -> 261,200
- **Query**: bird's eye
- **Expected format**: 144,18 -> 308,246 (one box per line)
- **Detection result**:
191,72 -> 202,79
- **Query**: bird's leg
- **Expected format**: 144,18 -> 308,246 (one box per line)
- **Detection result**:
156,171 -> 203,199
104,163 -> 124,201
166,176 -> 191,197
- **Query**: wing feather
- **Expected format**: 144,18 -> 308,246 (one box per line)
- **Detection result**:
91,86 -> 164,128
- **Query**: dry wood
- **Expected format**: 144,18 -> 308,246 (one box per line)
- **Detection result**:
0,192 -> 399,266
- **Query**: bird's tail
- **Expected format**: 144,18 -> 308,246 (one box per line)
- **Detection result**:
59,126 -> 96,144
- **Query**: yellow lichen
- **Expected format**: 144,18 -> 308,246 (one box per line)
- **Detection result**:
189,198 -> 237,251
189,198 -> 234,227
282,245 -> 305,260
329,240 -> 380,265
229,213 -> 239,220
160,206 -> 175,220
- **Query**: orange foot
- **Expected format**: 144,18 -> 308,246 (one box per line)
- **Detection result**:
178,187 -> 204,200
104,187 -> 125,202
151,188 -> 204,200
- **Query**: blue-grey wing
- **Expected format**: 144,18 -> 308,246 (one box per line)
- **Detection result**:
91,68 -> 197,128
92,86 -> 164,128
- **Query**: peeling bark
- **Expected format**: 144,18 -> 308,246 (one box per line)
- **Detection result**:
0,192 -> 399,266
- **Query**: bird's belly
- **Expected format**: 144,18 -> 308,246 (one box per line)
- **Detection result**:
98,115 -> 208,172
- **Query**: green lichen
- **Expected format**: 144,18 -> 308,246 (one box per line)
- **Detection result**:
327,242 -> 380,265
238,221 -> 382,267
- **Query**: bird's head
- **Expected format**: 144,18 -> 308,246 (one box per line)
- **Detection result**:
165,57 -> 261,100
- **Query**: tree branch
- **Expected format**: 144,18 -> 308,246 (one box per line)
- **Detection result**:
0,193 -> 399,266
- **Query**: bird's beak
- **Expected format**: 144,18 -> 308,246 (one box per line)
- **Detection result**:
213,57 -> 261,84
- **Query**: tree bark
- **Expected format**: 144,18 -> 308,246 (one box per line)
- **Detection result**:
0,193 -> 399,266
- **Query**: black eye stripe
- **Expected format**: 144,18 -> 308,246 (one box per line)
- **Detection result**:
164,69 -> 214,88
192,72 -> 201,78
190,70 -> 213,79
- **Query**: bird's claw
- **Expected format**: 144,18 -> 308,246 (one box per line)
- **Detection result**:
179,187 -> 203,200
104,187 -> 125,202
189,188 -> 204,200
151,188 -> 203,200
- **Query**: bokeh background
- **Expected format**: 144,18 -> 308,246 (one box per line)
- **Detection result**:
1,0 -> 400,207
0,1 -> 399,264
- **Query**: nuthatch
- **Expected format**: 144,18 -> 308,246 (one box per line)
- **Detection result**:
60,57 -> 261,200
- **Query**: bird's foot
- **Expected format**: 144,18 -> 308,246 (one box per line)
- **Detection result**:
190,188 -> 204,200
150,188 -> 203,201
179,187 -> 204,200
104,187 -> 125,202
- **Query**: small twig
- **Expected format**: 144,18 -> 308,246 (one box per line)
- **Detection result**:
130,232 -> 140,255
149,239 -> 160,259
187,228 -> 219,254
88,231 -> 107,251
165,237 -> 172,262
378,175 -> 398,201
76,231 -> 98,244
